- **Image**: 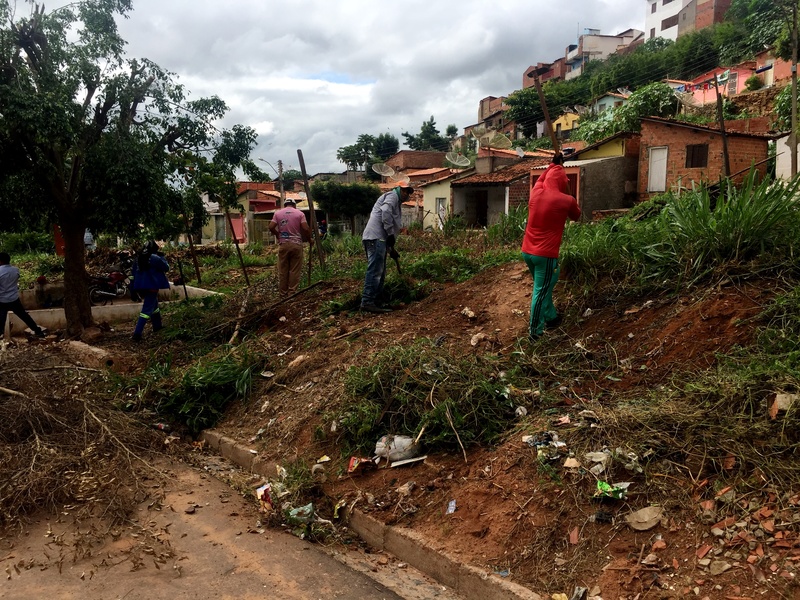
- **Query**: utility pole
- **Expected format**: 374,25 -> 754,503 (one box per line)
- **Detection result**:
792,1 -> 798,177
713,75 -> 731,178
277,159 -> 286,208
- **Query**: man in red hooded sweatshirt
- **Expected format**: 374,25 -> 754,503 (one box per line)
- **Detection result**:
521,154 -> 581,340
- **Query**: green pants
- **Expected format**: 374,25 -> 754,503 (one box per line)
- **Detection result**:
521,252 -> 559,337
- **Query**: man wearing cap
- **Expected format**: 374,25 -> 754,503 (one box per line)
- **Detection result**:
360,181 -> 413,313
270,198 -> 311,297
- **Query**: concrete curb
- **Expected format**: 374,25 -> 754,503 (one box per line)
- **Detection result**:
199,429 -> 543,600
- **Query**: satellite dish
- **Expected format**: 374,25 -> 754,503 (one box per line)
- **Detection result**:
515,147 -> 526,158
446,152 -> 471,167
389,174 -> 411,185
372,163 -> 395,177
471,125 -> 489,139
481,131 -> 513,150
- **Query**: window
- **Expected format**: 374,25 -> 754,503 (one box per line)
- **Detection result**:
651,2 -> 657,13
661,15 -> 679,30
650,28 -> 656,38
663,0 -> 675,4
727,72 -> 738,95
685,144 -> 708,168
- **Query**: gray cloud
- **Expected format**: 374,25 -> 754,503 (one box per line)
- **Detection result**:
75,0 -> 644,173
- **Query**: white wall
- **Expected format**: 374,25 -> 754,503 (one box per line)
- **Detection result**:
646,0 -> 690,42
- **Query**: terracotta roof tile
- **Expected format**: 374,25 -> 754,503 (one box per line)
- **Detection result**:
452,158 -> 550,186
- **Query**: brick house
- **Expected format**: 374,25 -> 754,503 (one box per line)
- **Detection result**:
451,158 -> 549,227
385,150 -> 447,172
638,117 -> 772,200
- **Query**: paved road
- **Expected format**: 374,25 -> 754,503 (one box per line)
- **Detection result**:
1,459 -> 458,600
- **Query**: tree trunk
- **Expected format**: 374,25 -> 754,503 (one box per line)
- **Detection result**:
60,216 -> 94,337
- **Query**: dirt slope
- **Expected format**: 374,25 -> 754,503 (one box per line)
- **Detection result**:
210,263 -> 798,600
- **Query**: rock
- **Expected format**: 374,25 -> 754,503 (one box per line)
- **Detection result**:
709,560 -> 732,575
625,506 -> 664,531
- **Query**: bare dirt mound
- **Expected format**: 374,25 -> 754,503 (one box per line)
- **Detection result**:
211,263 -> 797,600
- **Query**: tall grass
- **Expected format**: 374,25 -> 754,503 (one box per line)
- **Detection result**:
563,169 -> 800,292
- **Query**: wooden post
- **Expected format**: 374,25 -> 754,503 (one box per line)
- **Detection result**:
713,75 -> 731,178
225,208 -> 250,287
792,2 -> 798,177
531,72 -> 560,153
296,149 -> 326,270
182,213 -> 202,284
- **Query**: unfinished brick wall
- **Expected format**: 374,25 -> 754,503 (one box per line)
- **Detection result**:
695,0 -> 731,30
508,177 -> 530,210
638,121 -> 768,200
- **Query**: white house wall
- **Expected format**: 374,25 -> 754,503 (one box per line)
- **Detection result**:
422,179 -> 453,230
646,0 -> 690,41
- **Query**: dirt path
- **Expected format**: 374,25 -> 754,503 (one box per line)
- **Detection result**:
0,458 -> 460,600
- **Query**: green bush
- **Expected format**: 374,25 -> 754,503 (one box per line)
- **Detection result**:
744,74 -> 763,92
157,349 -> 258,435
406,248 -> 481,283
338,339 -> 523,454
0,231 -> 54,254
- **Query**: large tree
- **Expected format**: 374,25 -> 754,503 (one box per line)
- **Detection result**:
402,116 -> 455,151
0,0 -> 260,335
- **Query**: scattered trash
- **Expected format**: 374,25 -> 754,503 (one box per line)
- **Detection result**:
471,332 -> 488,346
570,586 -> 589,600
152,423 -> 170,431
770,392 -> 798,419
396,481 -> 416,497
582,308 -> 593,317
625,505 -> 664,531
347,456 -> 376,475
563,457 -> 582,469
515,406 -> 528,417
391,455 -> 427,468
555,415 -> 571,426
317,455 -> 331,463
279,316 -> 287,322
374,434 -> 420,464
493,569 -> 510,577
584,449 -> 612,475
248,427 -> 267,443
616,448 -> 643,473
333,498 -> 347,519
589,510 -> 614,523
461,307 -> 476,319
311,463 -> 326,481
248,449 -> 258,455
286,503 -> 314,526
255,483 -> 273,513
446,499 -> 456,514
260,371 -> 275,379
524,431 -> 567,461
594,481 -> 632,500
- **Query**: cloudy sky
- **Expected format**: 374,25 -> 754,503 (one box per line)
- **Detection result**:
106,0 -> 646,175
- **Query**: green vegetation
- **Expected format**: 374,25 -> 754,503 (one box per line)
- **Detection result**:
337,339 -> 532,454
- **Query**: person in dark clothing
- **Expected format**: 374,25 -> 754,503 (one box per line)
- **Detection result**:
130,241 -> 170,342
0,252 -> 46,339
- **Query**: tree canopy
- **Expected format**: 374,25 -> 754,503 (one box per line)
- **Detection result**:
401,116 -> 456,151
505,4 -> 792,139
310,180 -> 380,232
0,0 -> 261,334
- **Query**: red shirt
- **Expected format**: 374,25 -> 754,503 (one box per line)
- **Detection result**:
521,164 -> 581,258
